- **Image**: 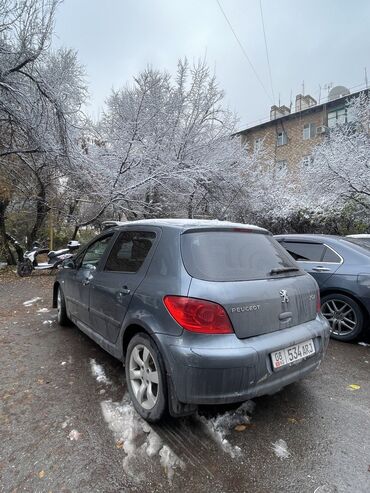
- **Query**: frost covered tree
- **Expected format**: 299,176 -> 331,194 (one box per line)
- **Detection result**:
305,94 -> 370,209
0,0 -> 60,156
298,93 -> 370,224
66,59 -> 258,234
0,0 -> 88,253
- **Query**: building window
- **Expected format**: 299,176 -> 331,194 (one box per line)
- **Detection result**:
327,107 -> 355,128
254,137 -> 262,151
303,123 -> 316,140
276,160 -> 287,170
276,131 -> 287,146
302,155 -> 312,166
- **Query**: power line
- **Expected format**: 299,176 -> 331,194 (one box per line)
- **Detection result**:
215,0 -> 273,104
259,0 -> 275,103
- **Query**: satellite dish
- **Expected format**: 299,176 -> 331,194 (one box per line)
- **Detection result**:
328,85 -> 350,101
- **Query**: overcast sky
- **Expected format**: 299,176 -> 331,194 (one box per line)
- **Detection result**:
53,0 -> 370,129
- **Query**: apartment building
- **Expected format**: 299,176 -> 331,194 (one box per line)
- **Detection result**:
236,85 -> 368,169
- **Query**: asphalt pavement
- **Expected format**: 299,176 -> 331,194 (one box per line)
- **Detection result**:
0,273 -> 369,493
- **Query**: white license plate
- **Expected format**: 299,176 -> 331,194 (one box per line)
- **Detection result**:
271,339 -> 315,369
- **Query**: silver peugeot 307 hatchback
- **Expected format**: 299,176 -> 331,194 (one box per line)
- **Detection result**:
53,219 -> 330,422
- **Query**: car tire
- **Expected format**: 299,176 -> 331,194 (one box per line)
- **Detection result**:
321,293 -> 364,342
57,286 -> 70,326
125,333 -> 167,422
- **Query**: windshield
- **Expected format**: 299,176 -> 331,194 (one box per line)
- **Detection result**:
181,230 -> 302,282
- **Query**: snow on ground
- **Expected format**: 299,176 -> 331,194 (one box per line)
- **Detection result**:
42,320 -> 53,325
271,439 -> 291,459
358,342 -> 370,347
68,429 -> 81,441
23,297 -> 42,306
101,398 -> 185,483
159,445 -> 185,483
198,401 -> 255,458
37,307 -> 50,313
89,358 -> 112,385
90,359 -> 185,483
313,485 -> 338,493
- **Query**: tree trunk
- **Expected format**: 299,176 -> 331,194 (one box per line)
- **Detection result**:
0,199 -> 15,264
143,188 -> 152,218
71,225 -> 79,240
27,185 -> 49,248
187,191 -> 195,219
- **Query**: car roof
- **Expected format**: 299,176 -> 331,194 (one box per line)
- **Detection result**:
104,218 -> 268,233
274,234 -> 342,242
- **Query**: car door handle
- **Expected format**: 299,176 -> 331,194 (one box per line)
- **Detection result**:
312,266 -> 331,272
82,273 -> 94,286
279,311 -> 292,320
120,286 -> 131,295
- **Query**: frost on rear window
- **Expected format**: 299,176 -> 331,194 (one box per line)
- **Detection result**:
181,231 -> 300,282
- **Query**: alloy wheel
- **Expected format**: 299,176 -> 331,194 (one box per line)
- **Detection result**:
321,299 -> 357,336
129,344 -> 159,410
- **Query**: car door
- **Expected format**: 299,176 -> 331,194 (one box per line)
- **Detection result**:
88,228 -> 158,343
66,234 -> 114,326
279,240 -> 342,287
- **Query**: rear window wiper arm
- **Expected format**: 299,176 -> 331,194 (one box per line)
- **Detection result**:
270,267 -> 300,275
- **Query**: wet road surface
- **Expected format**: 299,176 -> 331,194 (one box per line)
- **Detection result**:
0,274 -> 369,493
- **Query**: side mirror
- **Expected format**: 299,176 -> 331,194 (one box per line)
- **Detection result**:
62,258 -> 75,269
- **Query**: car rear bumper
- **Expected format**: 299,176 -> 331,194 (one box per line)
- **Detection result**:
157,315 -> 330,405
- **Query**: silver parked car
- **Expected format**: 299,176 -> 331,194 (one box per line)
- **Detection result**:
54,219 -> 330,422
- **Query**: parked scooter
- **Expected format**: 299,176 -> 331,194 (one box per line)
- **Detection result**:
5,234 -> 25,263
17,240 -> 81,277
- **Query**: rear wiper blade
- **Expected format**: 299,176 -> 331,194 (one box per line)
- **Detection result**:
270,267 -> 300,275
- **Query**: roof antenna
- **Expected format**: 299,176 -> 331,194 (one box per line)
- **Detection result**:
365,67 -> 368,89
302,80 -> 305,96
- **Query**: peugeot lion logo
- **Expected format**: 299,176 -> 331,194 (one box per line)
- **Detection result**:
280,289 -> 289,303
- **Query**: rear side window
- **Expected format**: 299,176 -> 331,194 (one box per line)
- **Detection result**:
322,247 -> 341,263
281,242 -> 325,262
104,231 -> 156,272
181,231 -> 300,282
281,241 -> 341,263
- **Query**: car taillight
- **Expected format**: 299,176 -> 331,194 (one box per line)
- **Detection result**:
316,289 -> 321,313
163,295 -> 234,334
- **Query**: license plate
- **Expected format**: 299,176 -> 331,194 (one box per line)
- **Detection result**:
271,339 -> 315,369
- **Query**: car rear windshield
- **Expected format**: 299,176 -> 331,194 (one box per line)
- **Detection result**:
181,230 -> 302,281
